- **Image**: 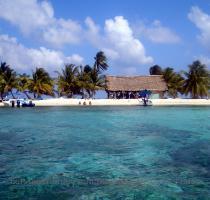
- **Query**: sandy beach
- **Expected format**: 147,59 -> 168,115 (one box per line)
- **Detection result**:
31,98 -> 210,106
1,98 -> 210,107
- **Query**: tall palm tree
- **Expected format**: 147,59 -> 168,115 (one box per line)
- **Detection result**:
183,60 -> 210,98
0,73 -> 5,100
0,62 -> 17,99
0,62 -> 10,73
93,51 -> 108,72
88,69 -> 105,98
56,64 -> 79,98
29,68 -> 54,98
17,73 -> 32,99
77,65 -> 106,98
163,67 -> 184,98
77,65 -> 92,98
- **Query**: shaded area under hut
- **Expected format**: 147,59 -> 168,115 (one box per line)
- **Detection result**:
105,75 -> 167,99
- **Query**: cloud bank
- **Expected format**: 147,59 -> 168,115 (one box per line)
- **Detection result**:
188,6 -> 210,47
134,20 -> 180,44
0,0 -> 183,74
85,16 -> 154,74
0,0 -> 82,47
0,34 -> 84,73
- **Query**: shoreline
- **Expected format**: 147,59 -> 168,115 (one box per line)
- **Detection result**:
1,98 -> 210,107
34,98 -> 210,106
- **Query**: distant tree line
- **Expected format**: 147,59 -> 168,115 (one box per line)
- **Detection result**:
0,51 -> 209,99
0,51 -> 108,99
149,61 -> 210,98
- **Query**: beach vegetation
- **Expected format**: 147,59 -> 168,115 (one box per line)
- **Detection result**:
0,62 -> 17,99
29,68 -> 54,98
1,51 -> 209,100
56,64 -> 80,98
162,67 -> 185,98
183,60 -> 210,98
56,51 -> 108,98
16,73 -> 32,99
149,65 -> 163,75
149,65 -> 185,98
94,51 -> 108,72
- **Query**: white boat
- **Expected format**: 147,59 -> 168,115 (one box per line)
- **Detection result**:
3,99 -> 35,107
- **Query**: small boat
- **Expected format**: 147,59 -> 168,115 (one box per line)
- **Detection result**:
3,99 -> 35,107
22,101 -> 35,107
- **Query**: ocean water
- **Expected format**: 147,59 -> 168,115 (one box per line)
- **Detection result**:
0,106 -> 210,199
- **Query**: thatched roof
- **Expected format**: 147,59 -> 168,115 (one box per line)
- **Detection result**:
105,75 -> 167,92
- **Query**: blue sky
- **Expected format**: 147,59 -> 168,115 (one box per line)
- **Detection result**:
0,0 -> 210,76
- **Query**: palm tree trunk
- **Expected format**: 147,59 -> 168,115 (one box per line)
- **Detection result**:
192,94 -> 198,99
90,90 -> 95,98
10,91 -> 15,99
24,91 -> 31,99
81,88 -> 85,99
53,89 -> 60,98
0,92 -> 3,100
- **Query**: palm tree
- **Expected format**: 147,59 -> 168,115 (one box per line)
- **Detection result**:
77,65 -> 92,98
29,67 -> 54,98
183,60 -> 210,98
88,69 -> 105,98
0,62 -> 10,73
93,51 -> 108,72
0,62 -> 17,99
162,67 -> 184,98
0,73 -> 5,100
17,73 -> 32,99
55,52 -> 108,99
56,64 -> 79,98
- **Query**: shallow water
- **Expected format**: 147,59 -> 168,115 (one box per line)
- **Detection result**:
0,106 -> 210,199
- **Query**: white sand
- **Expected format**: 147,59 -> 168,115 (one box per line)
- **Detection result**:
33,98 -> 143,106
1,98 -> 210,107
32,98 -> 210,106
152,99 -> 210,106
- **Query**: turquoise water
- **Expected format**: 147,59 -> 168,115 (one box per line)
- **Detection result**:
0,106 -> 210,199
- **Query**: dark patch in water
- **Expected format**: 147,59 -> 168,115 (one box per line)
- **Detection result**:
172,140 -> 210,168
171,140 -> 210,184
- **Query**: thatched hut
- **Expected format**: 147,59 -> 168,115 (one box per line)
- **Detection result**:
105,75 -> 167,99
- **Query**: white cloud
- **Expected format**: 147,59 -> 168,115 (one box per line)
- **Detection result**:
85,16 -> 153,69
0,0 -> 53,33
85,17 -> 100,36
0,0 -> 82,47
67,54 -> 84,65
105,16 -> 153,64
122,67 -> 137,75
85,17 -> 101,46
197,55 -> 210,66
102,48 -> 119,60
42,18 -> 82,47
0,1 -> 154,74
134,20 -> 180,44
188,6 -> 210,46
0,34 -> 84,73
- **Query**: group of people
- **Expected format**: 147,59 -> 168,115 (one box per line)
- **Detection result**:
108,91 -> 139,99
108,90 -> 151,99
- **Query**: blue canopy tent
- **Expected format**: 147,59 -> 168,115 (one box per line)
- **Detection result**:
139,89 -> 152,98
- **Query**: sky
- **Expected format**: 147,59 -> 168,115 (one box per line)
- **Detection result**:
0,0 -> 210,76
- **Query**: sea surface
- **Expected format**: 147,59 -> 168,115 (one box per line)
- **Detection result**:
0,106 -> 210,199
